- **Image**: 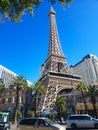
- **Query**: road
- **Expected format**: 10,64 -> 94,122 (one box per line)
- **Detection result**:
10,124 -> 98,130
66,129 -> 98,130
10,124 -> 66,130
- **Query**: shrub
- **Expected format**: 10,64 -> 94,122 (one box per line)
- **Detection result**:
27,110 -> 35,117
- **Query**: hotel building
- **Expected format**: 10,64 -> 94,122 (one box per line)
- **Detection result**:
71,54 -> 98,86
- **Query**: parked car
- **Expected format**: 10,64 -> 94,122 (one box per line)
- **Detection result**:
17,117 -> 66,130
0,112 -> 10,130
66,114 -> 98,128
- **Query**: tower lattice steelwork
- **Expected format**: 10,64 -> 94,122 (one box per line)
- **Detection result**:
39,7 -> 81,111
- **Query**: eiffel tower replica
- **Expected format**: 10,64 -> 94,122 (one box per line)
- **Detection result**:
39,7 -> 81,111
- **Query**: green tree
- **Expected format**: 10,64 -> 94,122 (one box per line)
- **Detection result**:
11,75 -> 30,124
55,96 -> 66,123
86,85 -> 98,118
27,110 -> 35,117
64,107 -> 73,117
49,111 -> 57,122
76,82 -> 88,114
0,81 -> 5,92
17,110 -> 23,120
0,0 -> 73,23
32,81 -> 46,116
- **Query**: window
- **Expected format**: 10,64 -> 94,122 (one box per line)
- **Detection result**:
85,116 -> 91,120
69,116 -> 85,120
19,119 -> 27,125
38,119 -> 45,126
2,99 -> 5,104
38,119 -> 49,127
20,119 -> 36,125
8,98 -> 11,103
77,116 -> 86,120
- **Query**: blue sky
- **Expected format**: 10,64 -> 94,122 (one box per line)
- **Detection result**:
0,0 -> 98,83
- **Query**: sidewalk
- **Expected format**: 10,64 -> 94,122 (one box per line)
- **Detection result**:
10,124 -> 17,130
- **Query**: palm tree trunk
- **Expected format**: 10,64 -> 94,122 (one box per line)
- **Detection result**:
58,107 -> 62,124
14,110 -> 17,124
35,93 -> 38,117
13,86 -> 20,124
91,97 -> 97,118
81,90 -> 88,114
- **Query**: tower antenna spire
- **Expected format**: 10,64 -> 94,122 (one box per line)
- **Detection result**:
48,7 -> 64,56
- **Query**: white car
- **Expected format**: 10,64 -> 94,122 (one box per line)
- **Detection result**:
17,117 -> 65,130
66,114 -> 98,128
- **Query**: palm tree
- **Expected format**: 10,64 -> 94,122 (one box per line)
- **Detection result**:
11,75 -> 29,124
86,85 -> 98,118
76,82 -> 88,114
32,81 -> 46,116
55,96 -> 66,123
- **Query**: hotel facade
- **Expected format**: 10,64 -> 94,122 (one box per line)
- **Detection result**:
71,54 -> 98,86
0,65 -> 32,118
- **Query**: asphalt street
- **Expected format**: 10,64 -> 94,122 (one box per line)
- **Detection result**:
10,124 -> 98,130
66,129 -> 98,130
